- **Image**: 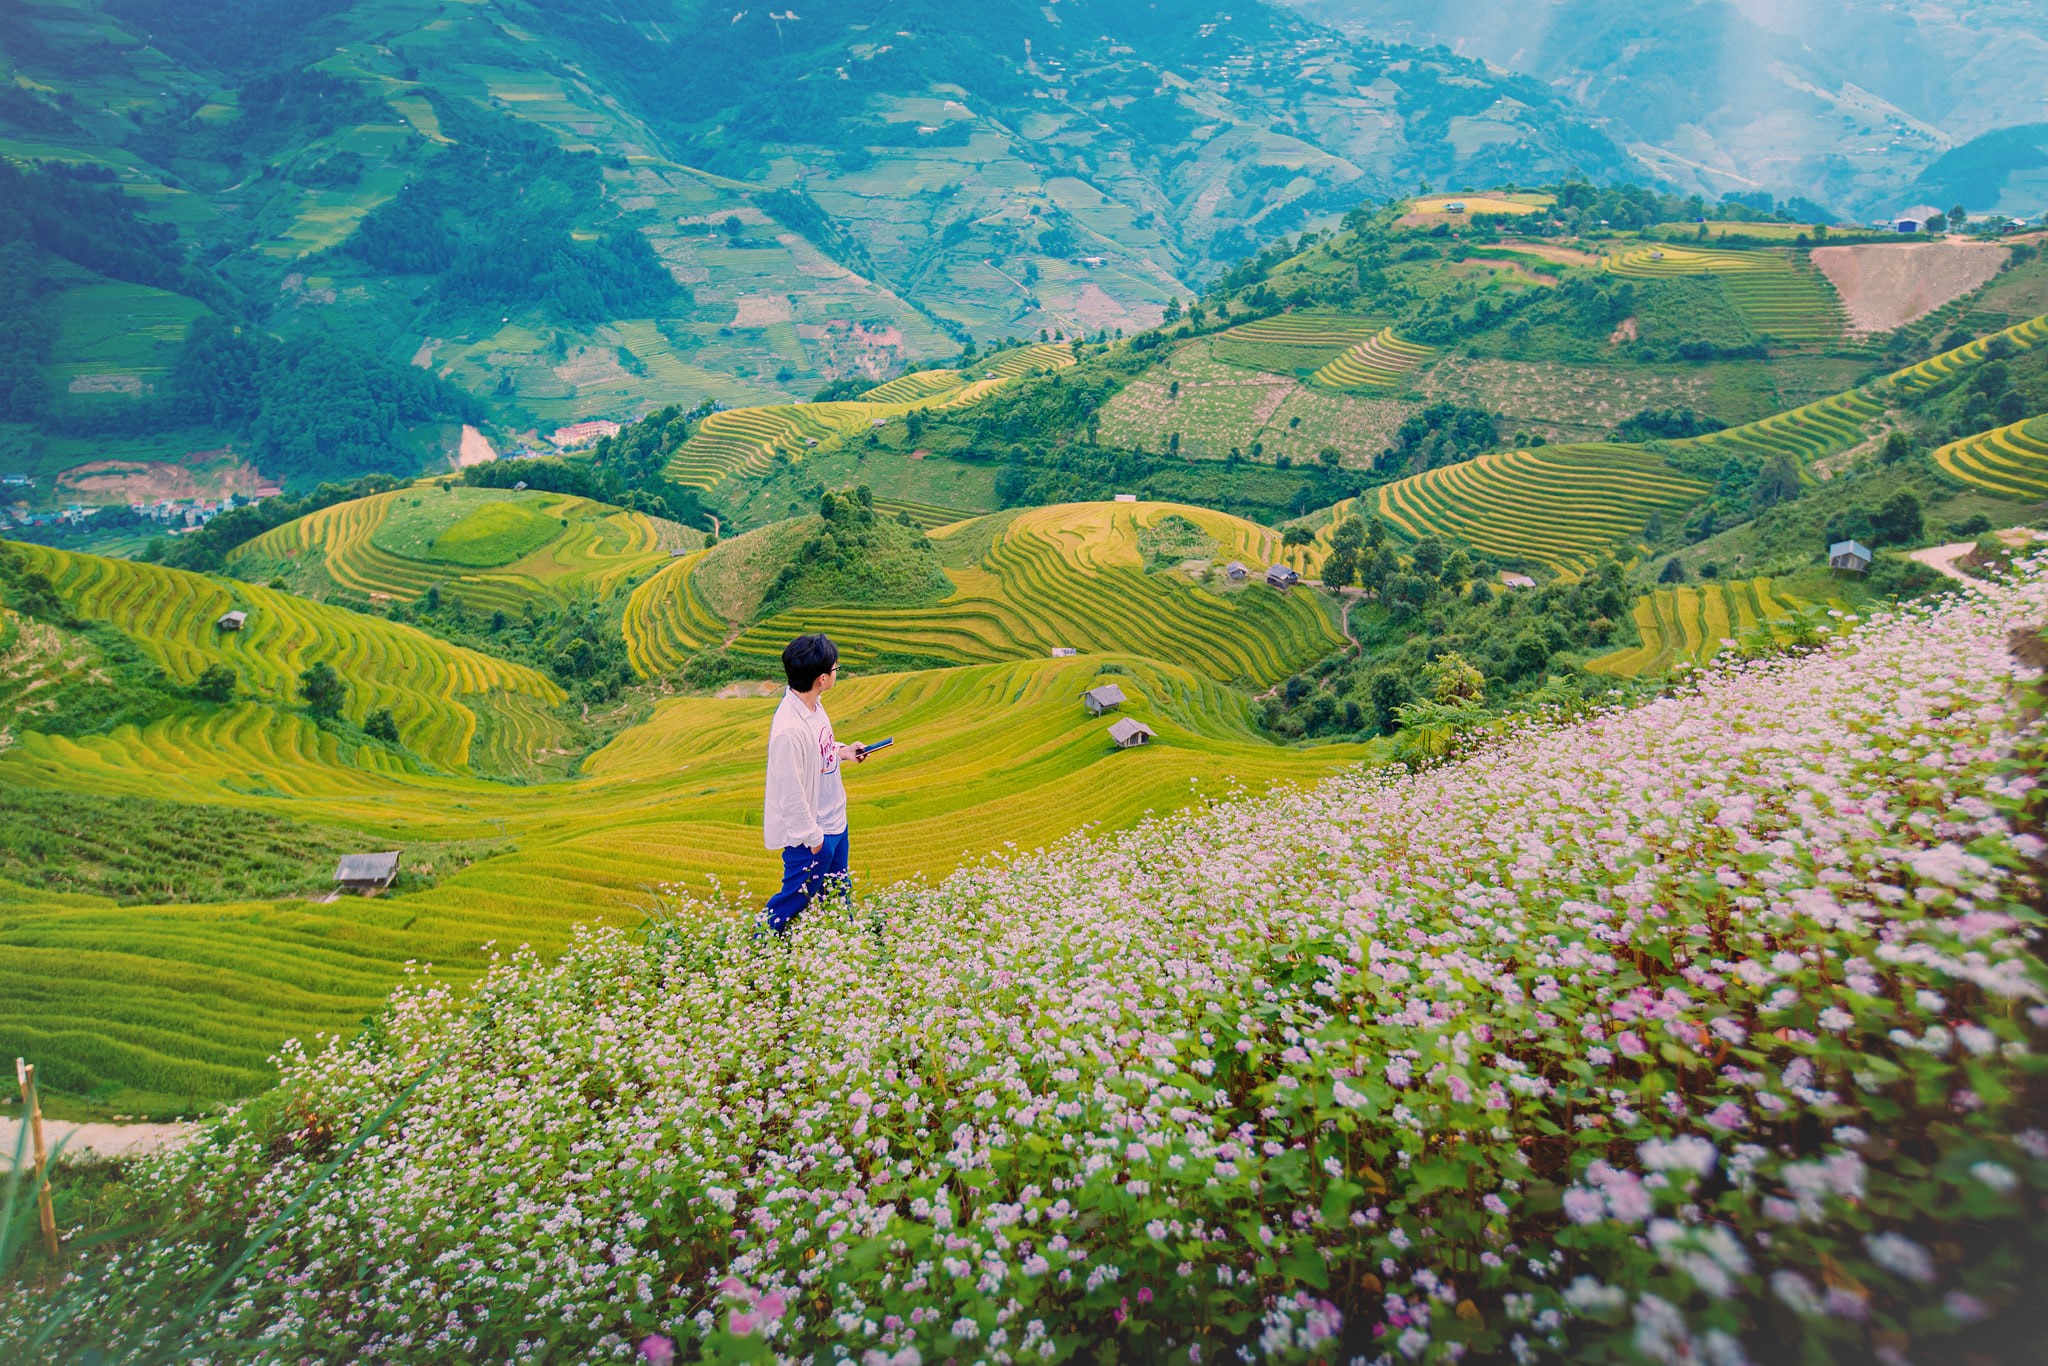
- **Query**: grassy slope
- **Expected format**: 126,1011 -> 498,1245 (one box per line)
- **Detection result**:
0,653 -> 1377,1115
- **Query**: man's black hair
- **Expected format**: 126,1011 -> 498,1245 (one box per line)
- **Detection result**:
783,633 -> 839,691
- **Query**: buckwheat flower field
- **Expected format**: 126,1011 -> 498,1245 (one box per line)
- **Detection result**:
11,577 -> 2048,1364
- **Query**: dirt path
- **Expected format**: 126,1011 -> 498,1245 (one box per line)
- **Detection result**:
1911,528 -> 2039,583
1,1118 -> 197,1164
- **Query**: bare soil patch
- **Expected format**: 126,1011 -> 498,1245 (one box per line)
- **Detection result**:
1609,316 -> 1639,345
67,374 -> 146,395
1497,240 -> 1603,266
1811,242 -> 2010,333
55,449 -> 266,504
731,293 -> 795,327
456,425 -> 497,467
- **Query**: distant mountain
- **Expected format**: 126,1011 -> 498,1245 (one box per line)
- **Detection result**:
0,0 -> 1647,479
1911,125 -> 2048,220
1282,0 -> 2048,217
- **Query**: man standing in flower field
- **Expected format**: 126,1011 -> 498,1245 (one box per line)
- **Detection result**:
761,633 -> 867,933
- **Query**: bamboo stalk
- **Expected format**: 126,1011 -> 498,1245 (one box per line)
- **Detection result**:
14,1058 -> 58,1256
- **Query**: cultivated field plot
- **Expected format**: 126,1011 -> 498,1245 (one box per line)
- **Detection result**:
230,486 -> 695,615
1422,358 -> 1746,439
1889,314 -> 2048,396
1933,415 -> 2048,500
13,546 -> 570,777
626,502 -> 1340,686
1362,444 -> 1712,576
1397,192 -> 1552,227
662,344 -> 1074,490
1096,342 -> 1412,463
46,280 -> 207,392
1307,328 -> 1436,391
1209,312 -> 1387,375
0,651 -> 1372,1110
1677,312 -> 2048,470
1680,388 -> 1890,468
1588,577 -> 1807,676
1604,245 -> 1845,343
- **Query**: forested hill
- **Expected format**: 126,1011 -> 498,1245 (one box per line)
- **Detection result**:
0,0 -> 1645,501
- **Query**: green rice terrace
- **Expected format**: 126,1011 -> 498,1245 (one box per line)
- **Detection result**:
227,485 -> 698,615
624,501 -> 1335,684
1935,415 -> 2048,499
1602,244 -> 1846,343
1587,577 -> 1814,676
662,344 -> 1075,493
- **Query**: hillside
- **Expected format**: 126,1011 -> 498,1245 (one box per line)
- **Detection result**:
0,0 -> 1649,508
0,650 -> 1371,1114
624,499 -> 1338,685
225,483 -> 698,615
16,567 -> 2044,1363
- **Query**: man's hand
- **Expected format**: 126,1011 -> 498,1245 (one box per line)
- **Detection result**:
811,840 -> 824,854
841,741 -> 867,764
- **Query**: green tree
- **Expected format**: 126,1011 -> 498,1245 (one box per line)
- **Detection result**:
1751,452 -> 1803,511
364,707 -> 400,743
1281,524 -> 1315,548
1424,652 -> 1485,704
1658,557 -> 1688,584
192,663 -> 237,703
1318,446 -> 1342,470
1410,535 -> 1449,580
299,661 -> 345,720
1873,491 -> 1924,545
1881,430 -> 1914,465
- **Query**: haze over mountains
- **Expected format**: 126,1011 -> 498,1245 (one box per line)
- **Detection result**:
1290,0 -> 2048,218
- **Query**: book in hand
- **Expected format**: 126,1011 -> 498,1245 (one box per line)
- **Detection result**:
858,737 -> 894,755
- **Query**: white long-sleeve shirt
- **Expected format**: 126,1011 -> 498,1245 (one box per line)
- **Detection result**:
762,688 -> 847,850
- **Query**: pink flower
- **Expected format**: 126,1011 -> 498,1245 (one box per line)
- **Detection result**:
639,1335 -> 675,1366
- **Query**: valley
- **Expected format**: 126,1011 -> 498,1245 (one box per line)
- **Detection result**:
4,4 -> 2048,1354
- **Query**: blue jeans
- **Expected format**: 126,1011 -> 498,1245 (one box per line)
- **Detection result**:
762,831 -> 850,933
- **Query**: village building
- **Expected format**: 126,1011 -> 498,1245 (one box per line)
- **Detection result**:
334,851 -> 402,895
1050,647 -> 1078,657
1265,564 -> 1301,588
1080,683 -> 1126,715
1829,539 -> 1873,574
1224,561 -> 1249,581
548,419 -> 621,449
1499,572 -> 1536,589
216,610 -> 248,631
1107,718 -> 1154,749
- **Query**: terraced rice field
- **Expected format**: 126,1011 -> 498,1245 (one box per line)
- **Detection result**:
1603,245 -> 1845,342
1933,415 -> 2048,500
663,345 -> 1075,492
1364,444 -> 1712,577
14,545 -> 569,776
1682,388 -> 1889,468
1890,314 -> 2048,396
1210,312 -> 1387,374
0,653 -> 1373,1111
229,487 -> 693,614
872,496 -> 978,529
859,369 -> 969,404
1588,577 -> 1808,677
1306,329 -> 1435,391
625,502 -> 1338,686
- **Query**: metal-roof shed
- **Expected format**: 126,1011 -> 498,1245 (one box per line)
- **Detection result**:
1081,683 -> 1126,715
334,852 -> 402,893
1107,718 -> 1155,748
